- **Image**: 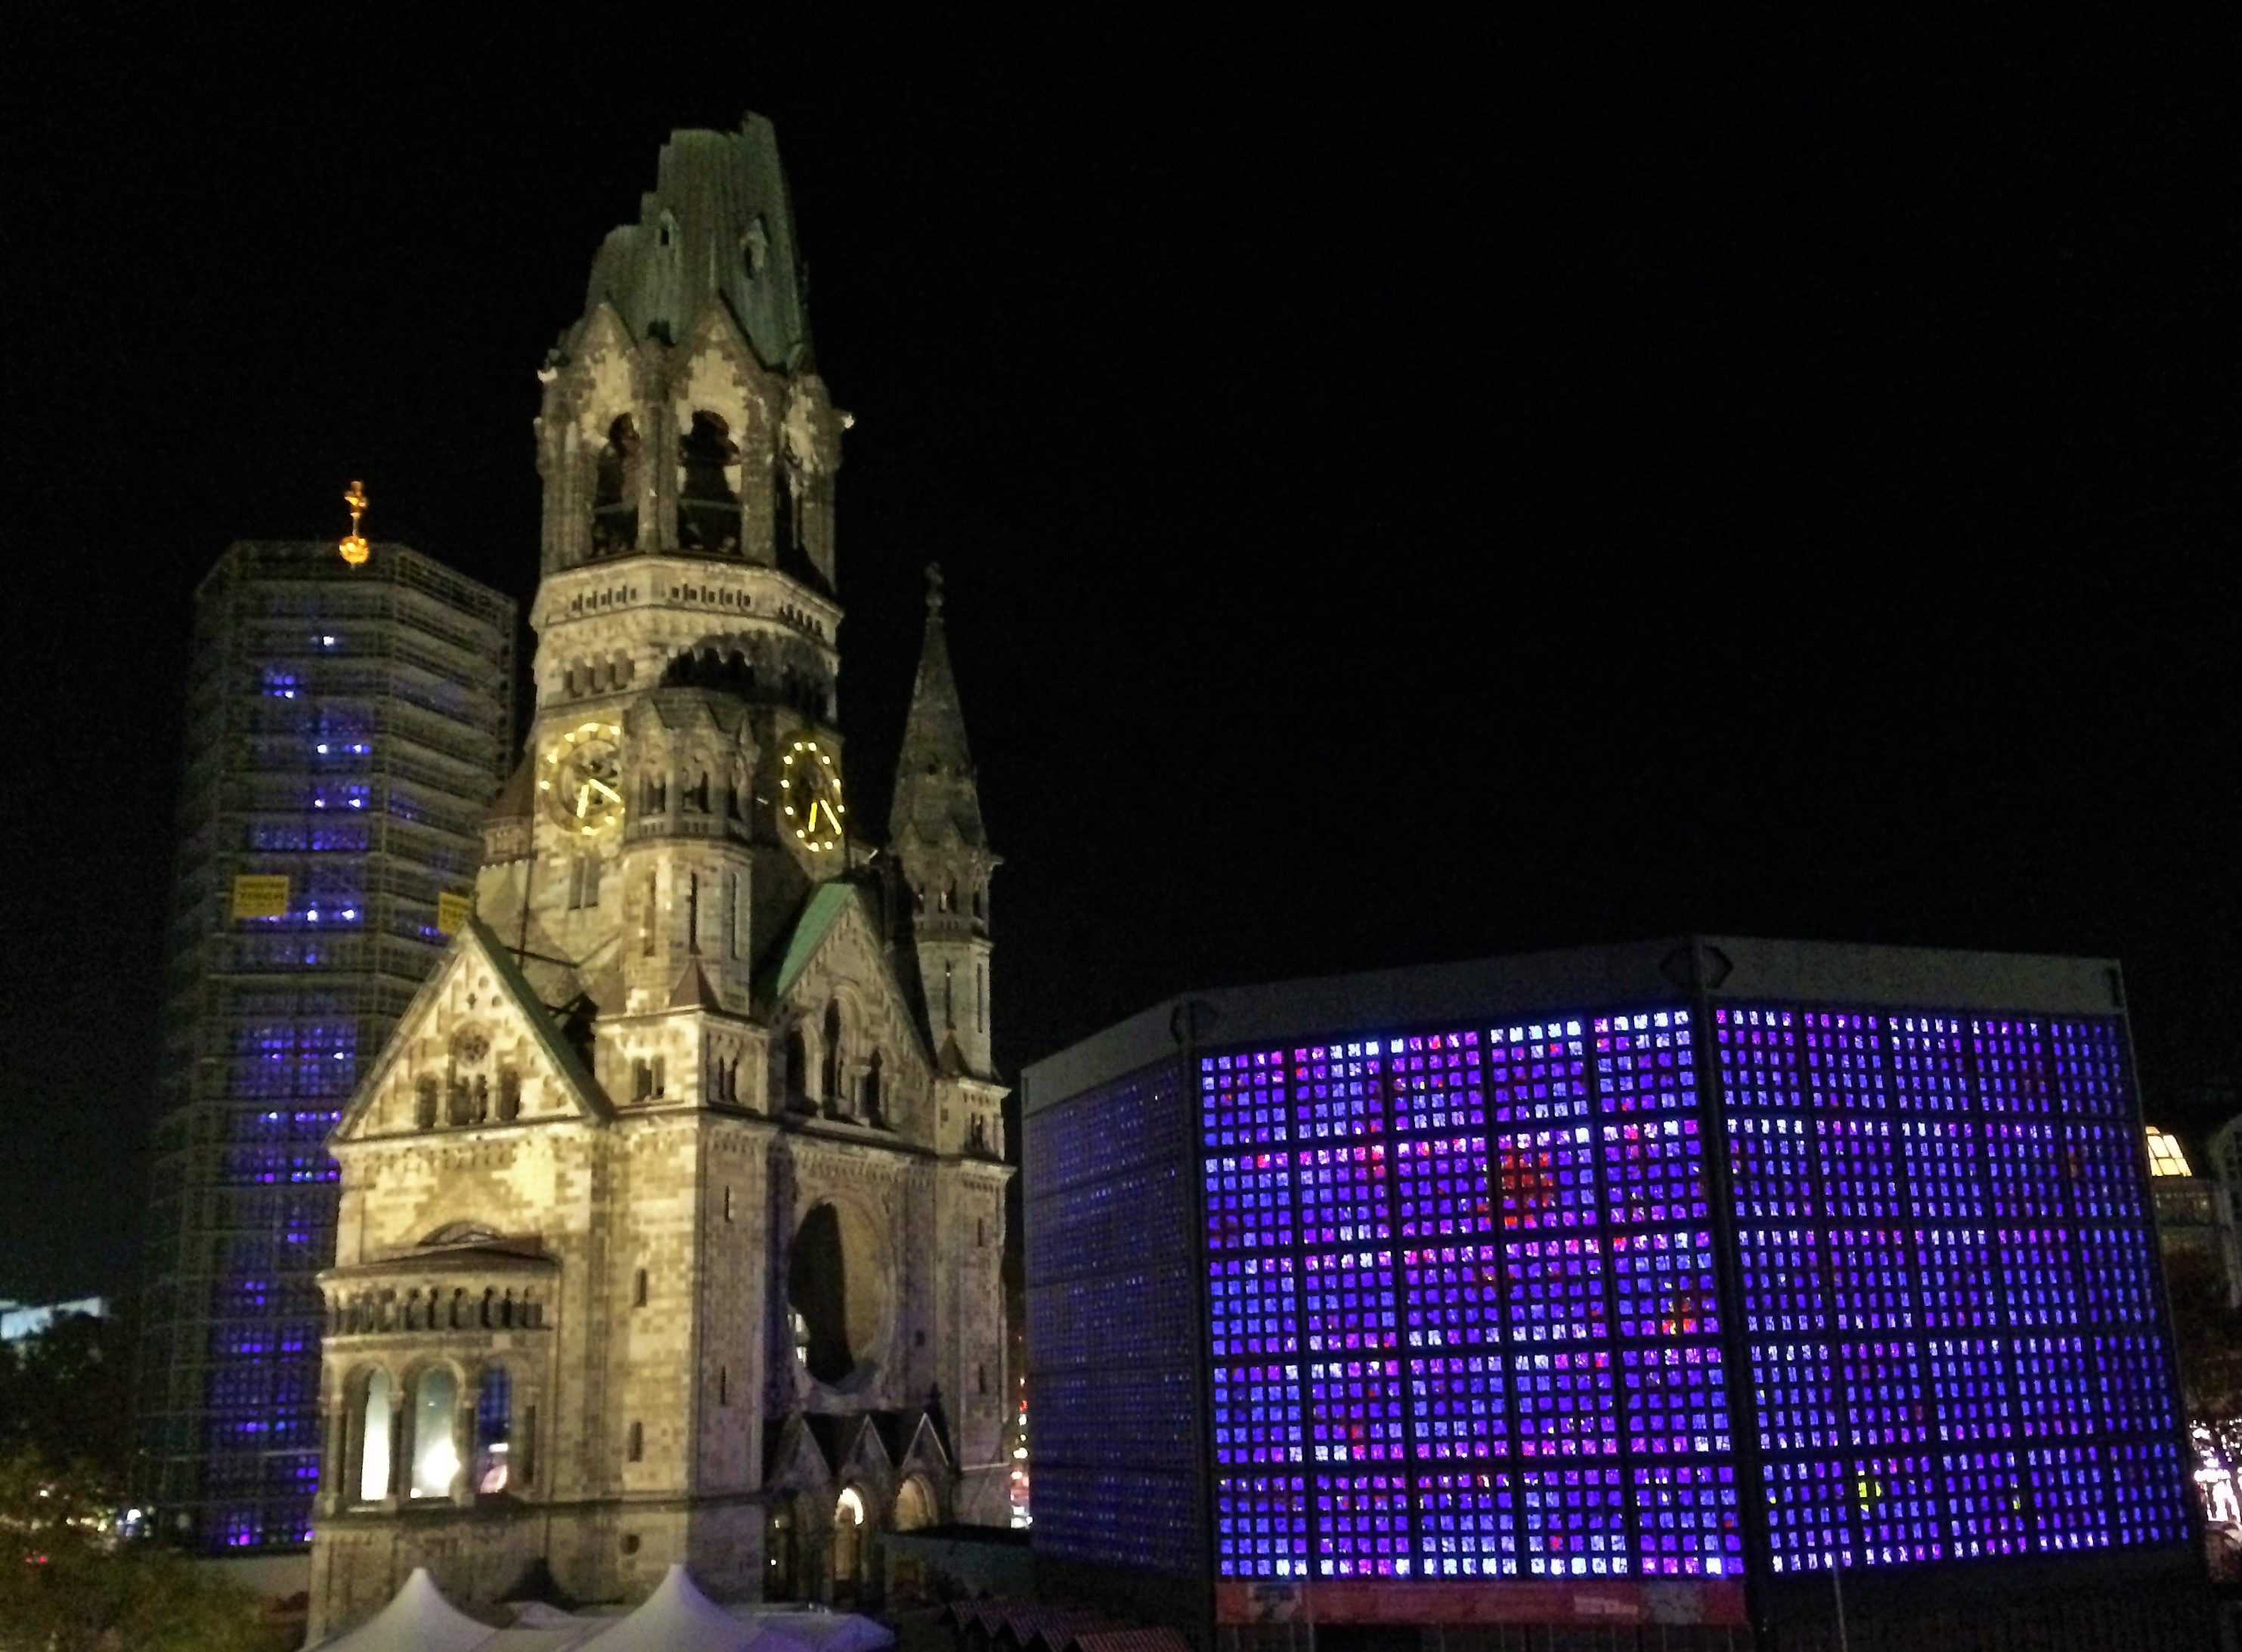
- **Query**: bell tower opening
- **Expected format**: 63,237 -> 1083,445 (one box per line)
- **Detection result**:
592,415 -> 639,555
677,411 -> 741,554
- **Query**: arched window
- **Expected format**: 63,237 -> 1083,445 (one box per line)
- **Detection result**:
822,1003 -> 845,1114
358,1369 -> 395,1502
408,1367 -> 459,1499
475,1366 -> 512,1495
592,414 -> 639,554
893,1474 -> 936,1532
833,1486 -> 866,1600
414,1077 -> 438,1131
497,1069 -> 521,1121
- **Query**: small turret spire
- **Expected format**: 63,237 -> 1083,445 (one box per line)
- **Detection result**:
890,565 -> 985,849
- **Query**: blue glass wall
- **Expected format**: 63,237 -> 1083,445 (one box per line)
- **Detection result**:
1715,1005 -> 2185,1572
1190,1000 -> 2186,1585
1025,1057 -> 1206,1573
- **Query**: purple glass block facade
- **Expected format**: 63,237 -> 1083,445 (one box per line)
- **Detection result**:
1715,1005 -> 2187,1573
1200,1013 -> 1738,1582
1191,1002 -> 2183,1583
1023,940 -> 2191,1623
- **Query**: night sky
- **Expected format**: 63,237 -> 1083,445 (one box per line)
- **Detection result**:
2,14 -> 2233,1304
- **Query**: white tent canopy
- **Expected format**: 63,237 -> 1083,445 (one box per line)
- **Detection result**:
314,1568 -> 497,1652
311,1564 -> 896,1652
578,1566 -> 773,1652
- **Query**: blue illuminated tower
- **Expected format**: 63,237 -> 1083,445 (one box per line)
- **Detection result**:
138,540 -> 514,1552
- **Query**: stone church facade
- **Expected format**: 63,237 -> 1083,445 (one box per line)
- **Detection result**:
306,116 -> 1011,1635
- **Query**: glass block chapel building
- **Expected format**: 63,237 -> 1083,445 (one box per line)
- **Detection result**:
138,540 -> 514,1551
1019,938 -> 2202,1647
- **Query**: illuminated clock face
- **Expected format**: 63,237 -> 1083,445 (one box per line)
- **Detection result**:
779,737 -> 846,853
537,721 -> 624,837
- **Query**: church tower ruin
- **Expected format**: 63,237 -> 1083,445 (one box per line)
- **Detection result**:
307,116 -> 1012,1633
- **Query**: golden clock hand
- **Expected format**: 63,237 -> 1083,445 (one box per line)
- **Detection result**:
804,800 -> 823,833
575,781 -> 596,816
587,778 -> 621,803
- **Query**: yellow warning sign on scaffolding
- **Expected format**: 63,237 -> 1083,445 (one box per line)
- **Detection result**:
436,891 -> 475,936
231,874 -> 292,920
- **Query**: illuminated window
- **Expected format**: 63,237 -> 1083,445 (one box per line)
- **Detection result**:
1302,1251 -> 1397,1352
2144,1126 -> 2192,1178
1292,1043 -> 1385,1142
1401,1242 -> 1503,1347
1307,1359 -> 1405,1463
1212,1363 -> 1302,1466
1764,1457 -> 1851,1572
1395,1135 -> 1494,1237
1215,1475 -> 1308,1576
357,1369 -> 393,1502
1409,1354 -> 1506,1459
1634,1463 -> 1742,1576
1513,1349 -> 1617,1458
1487,1022 -> 1588,1123
1389,1032 -> 1483,1134
1298,1143 -> 1389,1246
1203,1050 -> 1287,1150
407,1367 -> 458,1499
1622,1344 -> 1731,1456
474,1367 -> 511,1494
1209,1255 -> 1297,1358
1520,1466 -> 1626,1576
1416,1471 -> 1516,1576
1315,1474 -> 1409,1576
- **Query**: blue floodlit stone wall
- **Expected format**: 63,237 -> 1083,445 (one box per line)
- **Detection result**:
1181,1001 -> 2186,1585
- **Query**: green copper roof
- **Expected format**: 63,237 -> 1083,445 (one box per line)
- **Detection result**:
584,113 -> 814,370
762,882 -> 859,1003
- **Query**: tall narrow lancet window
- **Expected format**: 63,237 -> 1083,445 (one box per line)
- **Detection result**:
358,1370 -> 395,1502
408,1368 -> 460,1499
677,412 -> 742,552
822,1001 -> 845,1114
592,415 -> 639,554
475,1367 -> 513,1494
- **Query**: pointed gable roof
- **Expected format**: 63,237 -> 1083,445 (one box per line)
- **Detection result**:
335,915 -> 608,1142
889,565 -> 987,851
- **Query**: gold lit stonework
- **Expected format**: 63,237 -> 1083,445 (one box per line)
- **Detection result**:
537,720 -> 625,837
339,480 -> 370,566
779,737 -> 845,852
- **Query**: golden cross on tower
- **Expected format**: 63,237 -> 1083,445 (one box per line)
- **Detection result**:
339,480 -> 370,566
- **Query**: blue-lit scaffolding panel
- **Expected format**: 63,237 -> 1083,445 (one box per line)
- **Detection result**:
139,540 -> 513,1551
1021,938 -> 2203,1648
